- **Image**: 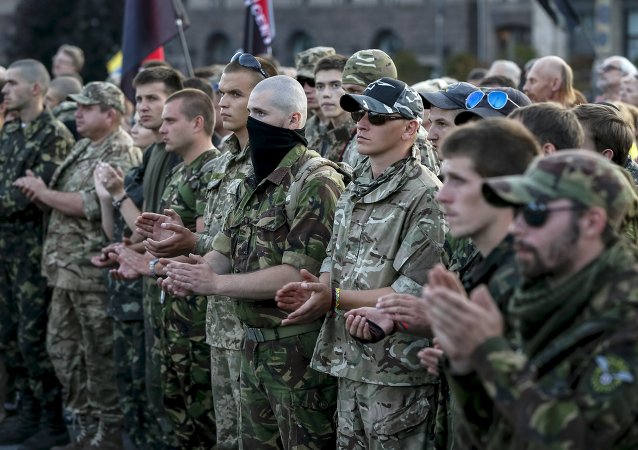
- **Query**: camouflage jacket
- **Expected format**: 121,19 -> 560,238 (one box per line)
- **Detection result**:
307,117 -> 356,163
106,161 -> 145,321
161,148 -> 219,338
0,111 -> 74,226
212,143 -> 346,328
43,128 -> 142,291
142,142 -> 181,213
311,145 -> 447,386
51,101 -> 78,139
342,124 -> 441,176
449,243 -> 638,450
195,135 -> 252,350
303,114 -> 329,150
624,157 -> 638,186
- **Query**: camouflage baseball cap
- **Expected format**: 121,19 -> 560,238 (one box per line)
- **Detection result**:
420,81 -> 476,110
340,77 -> 423,121
69,81 -> 125,114
295,46 -> 336,79
341,49 -> 397,88
482,150 -> 636,230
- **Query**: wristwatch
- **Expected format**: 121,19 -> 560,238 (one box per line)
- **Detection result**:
148,258 -> 160,277
112,193 -> 128,209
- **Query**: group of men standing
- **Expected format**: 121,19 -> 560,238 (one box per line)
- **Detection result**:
1,43 -> 638,450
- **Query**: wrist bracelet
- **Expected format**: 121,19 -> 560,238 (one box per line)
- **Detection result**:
331,287 -> 341,310
112,193 -> 128,209
148,258 -> 160,277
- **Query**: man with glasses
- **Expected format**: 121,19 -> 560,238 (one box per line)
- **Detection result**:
276,77 -> 446,449
424,151 -> 638,449
294,46 -> 335,145
595,55 -> 638,103
308,54 -> 356,162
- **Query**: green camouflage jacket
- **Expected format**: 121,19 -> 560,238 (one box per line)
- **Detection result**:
0,112 -> 74,226
43,128 -> 141,291
195,136 -> 252,350
311,145 -> 447,386
624,157 -> 638,186
212,143 -> 346,328
449,243 -> 638,450
307,117 -> 356,163
303,114 -> 328,151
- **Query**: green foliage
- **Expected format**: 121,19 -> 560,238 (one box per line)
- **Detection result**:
445,52 -> 482,82
392,50 -> 431,85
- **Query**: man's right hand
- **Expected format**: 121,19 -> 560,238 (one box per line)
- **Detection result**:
136,209 -> 196,258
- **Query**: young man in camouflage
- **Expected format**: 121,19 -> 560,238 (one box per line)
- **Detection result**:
163,75 -> 347,449
340,49 -> 440,174
426,151 -> 638,449
14,81 -> 141,450
294,46 -> 335,145
277,78 -> 446,449
135,54 -> 278,448
0,58 -> 74,449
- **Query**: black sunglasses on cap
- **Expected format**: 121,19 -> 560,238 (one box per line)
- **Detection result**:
351,110 -> 407,126
515,201 -> 584,228
230,52 -> 268,79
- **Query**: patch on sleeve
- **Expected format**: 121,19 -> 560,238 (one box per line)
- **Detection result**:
591,355 -> 635,394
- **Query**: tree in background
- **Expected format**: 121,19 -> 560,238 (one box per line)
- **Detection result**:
4,0 -> 124,82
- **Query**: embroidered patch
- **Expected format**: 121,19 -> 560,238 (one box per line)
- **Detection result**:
591,355 -> 635,393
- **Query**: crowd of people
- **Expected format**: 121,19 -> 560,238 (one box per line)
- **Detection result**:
0,41 -> 638,450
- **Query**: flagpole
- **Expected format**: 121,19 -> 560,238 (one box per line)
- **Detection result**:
171,0 -> 194,76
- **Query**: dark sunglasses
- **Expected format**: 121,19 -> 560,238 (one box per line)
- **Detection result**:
465,90 -> 518,110
230,52 -> 268,79
297,76 -> 315,88
351,110 -> 406,126
515,201 -> 583,228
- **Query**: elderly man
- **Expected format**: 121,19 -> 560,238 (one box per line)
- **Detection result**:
595,55 -> 638,102
523,55 -> 578,107
425,151 -> 638,449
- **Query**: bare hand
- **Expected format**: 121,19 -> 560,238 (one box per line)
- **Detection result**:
344,307 -> 394,342
427,264 -> 466,294
157,276 -> 192,297
137,210 -> 196,258
165,254 -> 218,296
14,170 -> 46,201
376,293 -> 431,337
113,245 -> 152,276
418,340 -> 445,375
275,269 -> 317,312
99,163 -> 125,197
280,276 -> 331,326
94,163 -> 112,201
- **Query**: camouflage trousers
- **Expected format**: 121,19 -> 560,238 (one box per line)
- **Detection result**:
240,331 -> 338,450
210,345 -> 241,449
143,279 -> 175,447
113,319 -> 155,449
159,294 -> 215,449
46,287 -> 122,424
0,230 -> 61,407
336,379 -> 436,450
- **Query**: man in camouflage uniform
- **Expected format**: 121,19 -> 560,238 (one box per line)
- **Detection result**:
425,150 -> 638,449
278,78 -> 446,449
135,55 -> 278,449
339,49 -> 441,174
45,75 -> 82,140
0,59 -> 74,449
15,81 -> 141,450
164,75 -> 347,449
307,54 -> 357,162
377,118 -> 542,449
294,46 -> 335,145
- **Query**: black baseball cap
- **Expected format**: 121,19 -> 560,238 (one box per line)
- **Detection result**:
419,82 -> 476,110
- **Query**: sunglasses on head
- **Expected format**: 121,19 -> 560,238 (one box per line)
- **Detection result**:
465,90 -> 518,110
230,52 -> 268,79
351,110 -> 407,126
515,201 -> 584,228
297,76 -> 315,88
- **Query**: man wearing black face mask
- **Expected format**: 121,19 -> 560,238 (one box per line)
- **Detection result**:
163,75 -> 348,449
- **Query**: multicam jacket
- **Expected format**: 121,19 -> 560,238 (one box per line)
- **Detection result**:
196,136 -> 252,350
311,144 -> 447,386
307,117 -> 356,163
212,143 -> 346,328
43,128 -> 141,291
0,112 -> 74,226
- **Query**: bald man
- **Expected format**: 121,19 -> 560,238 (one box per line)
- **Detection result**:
523,56 -> 577,107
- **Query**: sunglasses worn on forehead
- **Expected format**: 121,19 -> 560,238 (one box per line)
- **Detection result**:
465,90 -> 518,110
297,76 -> 315,88
230,52 -> 268,79
351,110 -> 406,126
515,201 -> 584,228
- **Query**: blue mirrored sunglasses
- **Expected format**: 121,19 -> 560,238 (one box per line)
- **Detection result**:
230,52 -> 268,79
465,90 -> 518,110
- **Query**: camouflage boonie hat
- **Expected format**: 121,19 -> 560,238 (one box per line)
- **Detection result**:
295,46 -> 336,79
341,49 -> 397,88
340,77 -> 424,121
69,81 -> 125,114
482,150 -> 636,230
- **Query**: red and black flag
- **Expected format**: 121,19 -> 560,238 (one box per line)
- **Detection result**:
537,0 -> 580,31
243,0 -> 275,55
121,0 -> 190,100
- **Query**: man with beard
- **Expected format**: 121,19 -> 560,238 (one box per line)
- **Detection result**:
424,151 -> 638,449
